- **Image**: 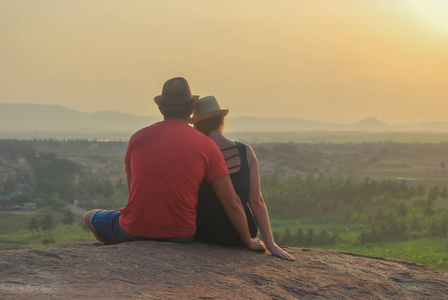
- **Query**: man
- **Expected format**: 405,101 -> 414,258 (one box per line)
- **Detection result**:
84,77 -> 265,252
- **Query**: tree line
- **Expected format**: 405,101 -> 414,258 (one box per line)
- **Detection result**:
262,176 -> 447,246
261,175 -> 428,218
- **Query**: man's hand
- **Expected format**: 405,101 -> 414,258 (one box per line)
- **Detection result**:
247,238 -> 266,252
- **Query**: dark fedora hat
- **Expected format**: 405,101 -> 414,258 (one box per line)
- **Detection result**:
154,77 -> 199,110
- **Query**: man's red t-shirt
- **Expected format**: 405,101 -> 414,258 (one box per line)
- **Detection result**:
119,119 -> 229,238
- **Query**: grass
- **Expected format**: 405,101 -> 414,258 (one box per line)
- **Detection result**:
0,226 -> 95,251
320,237 -> 448,272
0,210 -> 96,251
269,208 -> 448,272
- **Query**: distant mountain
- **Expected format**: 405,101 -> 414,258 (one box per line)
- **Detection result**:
2,103 -> 448,139
338,118 -> 390,131
0,103 -> 160,133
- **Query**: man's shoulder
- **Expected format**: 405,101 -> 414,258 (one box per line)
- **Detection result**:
129,122 -> 163,140
128,121 -> 217,151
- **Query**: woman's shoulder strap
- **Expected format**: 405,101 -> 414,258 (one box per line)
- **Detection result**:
235,142 -> 249,165
234,141 -> 244,152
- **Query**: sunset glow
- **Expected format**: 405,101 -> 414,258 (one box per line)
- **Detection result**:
1,0 -> 448,125
409,0 -> 448,30
433,0 -> 448,10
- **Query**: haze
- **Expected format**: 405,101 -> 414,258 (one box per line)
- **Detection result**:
1,0 -> 448,125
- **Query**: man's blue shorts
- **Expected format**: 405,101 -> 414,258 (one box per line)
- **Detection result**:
90,210 -> 194,244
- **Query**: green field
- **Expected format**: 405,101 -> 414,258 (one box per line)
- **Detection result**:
320,237 -> 448,272
269,207 -> 448,272
0,210 -> 96,251
270,221 -> 447,272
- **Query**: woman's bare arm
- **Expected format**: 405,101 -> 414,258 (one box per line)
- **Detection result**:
246,145 -> 295,261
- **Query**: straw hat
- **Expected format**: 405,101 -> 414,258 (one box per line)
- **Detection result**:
189,96 -> 229,124
154,77 -> 199,110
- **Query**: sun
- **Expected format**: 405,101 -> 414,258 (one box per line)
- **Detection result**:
433,0 -> 448,10
408,0 -> 448,31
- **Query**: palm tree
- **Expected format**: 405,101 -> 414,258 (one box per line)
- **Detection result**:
28,217 -> 39,237
40,215 -> 56,236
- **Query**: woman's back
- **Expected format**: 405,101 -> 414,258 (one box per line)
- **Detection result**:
196,141 -> 258,246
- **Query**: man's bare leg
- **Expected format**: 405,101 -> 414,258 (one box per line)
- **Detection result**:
84,209 -> 118,245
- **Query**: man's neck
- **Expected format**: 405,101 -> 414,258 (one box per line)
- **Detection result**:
163,117 -> 189,123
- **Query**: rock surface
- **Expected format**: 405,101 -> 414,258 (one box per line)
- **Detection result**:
0,242 -> 447,299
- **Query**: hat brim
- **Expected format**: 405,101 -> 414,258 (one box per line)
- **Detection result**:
154,95 -> 199,109
189,109 -> 229,124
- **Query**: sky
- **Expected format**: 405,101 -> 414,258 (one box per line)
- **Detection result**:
1,0 -> 448,125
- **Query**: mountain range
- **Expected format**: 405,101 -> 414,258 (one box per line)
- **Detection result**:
1,103 -> 448,138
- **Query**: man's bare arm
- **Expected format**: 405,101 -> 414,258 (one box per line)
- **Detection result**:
211,175 -> 265,252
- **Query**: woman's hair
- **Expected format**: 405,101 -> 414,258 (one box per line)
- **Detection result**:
193,115 -> 225,135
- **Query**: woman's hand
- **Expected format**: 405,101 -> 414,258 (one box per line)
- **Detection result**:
247,238 -> 266,252
267,243 -> 296,261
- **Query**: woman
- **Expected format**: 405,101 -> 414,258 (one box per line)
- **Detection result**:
190,96 -> 295,260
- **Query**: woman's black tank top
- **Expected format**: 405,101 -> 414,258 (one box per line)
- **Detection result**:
195,142 -> 258,246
